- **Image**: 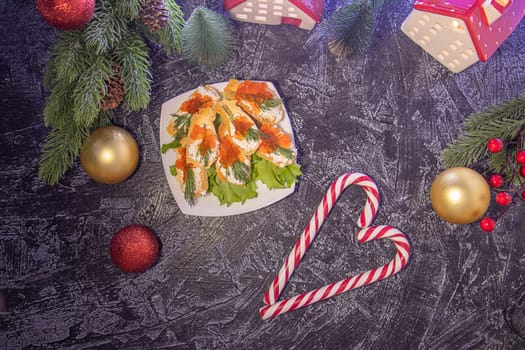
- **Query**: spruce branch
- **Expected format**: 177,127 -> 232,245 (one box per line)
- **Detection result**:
72,54 -> 113,125
182,7 -> 236,66
44,81 -> 75,128
39,0 -> 186,184
113,30 -> 152,111
441,95 -> 525,170
49,31 -> 87,86
155,0 -> 184,54
114,0 -> 146,20
85,1 -> 128,55
38,123 -> 90,185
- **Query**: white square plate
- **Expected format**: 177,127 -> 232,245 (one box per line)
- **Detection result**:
159,81 -> 297,216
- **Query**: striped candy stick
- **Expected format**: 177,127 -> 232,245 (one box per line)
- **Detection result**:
263,172 -> 380,306
259,225 -> 411,320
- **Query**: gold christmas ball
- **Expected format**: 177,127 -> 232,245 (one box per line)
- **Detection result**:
80,126 -> 139,184
430,167 -> 490,224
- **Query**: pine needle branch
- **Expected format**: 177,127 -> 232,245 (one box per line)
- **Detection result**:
114,0 -> 145,20
38,123 -> 90,185
441,95 -> 525,170
44,81 -> 75,128
72,54 -> 113,125
49,31 -> 87,86
85,1 -> 127,55
113,29 -> 152,111
155,0 -> 185,55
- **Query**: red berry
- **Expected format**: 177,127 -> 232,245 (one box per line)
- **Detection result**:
516,150 -> 525,165
495,192 -> 513,206
487,138 -> 504,153
488,174 -> 504,188
480,217 -> 496,232
520,166 -> 525,177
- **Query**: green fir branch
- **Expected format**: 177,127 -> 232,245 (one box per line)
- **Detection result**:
38,123 -> 90,185
44,81 -> 75,128
114,0 -> 145,20
38,0 -> 187,184
85,1 -> 128,55
182,7 -> 236,66
155,0 -> 185,55
114,29 -> 152,111
72,54 -> 113,125
49,31 -> 87,86
441,95 -> 525,170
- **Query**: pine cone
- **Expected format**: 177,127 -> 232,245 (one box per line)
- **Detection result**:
140,0 -> 169,33
101,65 -> 124,111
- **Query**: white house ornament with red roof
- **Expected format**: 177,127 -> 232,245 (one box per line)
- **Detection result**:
401,0 -> 525,73
223,0 -> 324,30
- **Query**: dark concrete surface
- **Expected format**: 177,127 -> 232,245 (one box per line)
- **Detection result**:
1,0 -> 525,349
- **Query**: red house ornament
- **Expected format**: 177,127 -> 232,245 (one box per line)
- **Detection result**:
223,0 -> 324,30
401,0 -> 525,73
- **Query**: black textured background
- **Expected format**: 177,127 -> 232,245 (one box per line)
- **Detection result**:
1,0 -> 525,349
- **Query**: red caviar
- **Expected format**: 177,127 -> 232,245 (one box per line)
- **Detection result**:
180,93 -> 214,114
233,117 -> 253,139
175,147 -> 189,181
189,125 -> 217,157
218,137 -> 243,167
259,124 -> 291,154
236,81 -> 273,104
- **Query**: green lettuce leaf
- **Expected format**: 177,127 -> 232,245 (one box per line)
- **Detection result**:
252,155 -> 302,190
208,166 -> 258,206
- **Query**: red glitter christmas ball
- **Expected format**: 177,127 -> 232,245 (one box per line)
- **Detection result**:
36,0 -> 95,31
520,166 -> 525,178
487,138 -> 504,153
479,217 -> 496,232
109,225 -> 159,273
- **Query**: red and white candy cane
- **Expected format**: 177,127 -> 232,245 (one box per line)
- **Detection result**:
263,172 -> 380,306
259,225 -> 411,320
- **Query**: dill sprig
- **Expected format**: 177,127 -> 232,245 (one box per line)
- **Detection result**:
260,98 -> 282,111
232,161 -> 251,183
245,128 -> 264,142
276,146 -> 295,160
184,167 -> 196,206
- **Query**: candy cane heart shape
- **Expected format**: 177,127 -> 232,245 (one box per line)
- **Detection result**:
259,225 -> 411,320
263,172 -> 380,306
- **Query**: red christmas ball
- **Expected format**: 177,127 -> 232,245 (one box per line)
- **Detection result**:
36,0 -> 95,30
488,174 -> 504,188
109,225 -> 159,273
487,138 -> 504,153
495,192 -> 513,206
517,150 -> 525,165
520,166 -> 525,177
479,217 -> 496,232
